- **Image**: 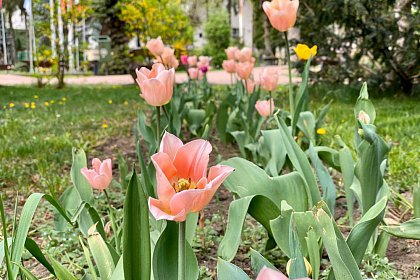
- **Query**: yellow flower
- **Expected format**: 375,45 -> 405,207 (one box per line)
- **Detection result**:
294,44 -> 317,60
102,123 -> 109,129
286,257 -> 312,277
24,102 -> 30,108
108,100 -> 113,104
316,128 -> 327,135
62,97 -> 67,102
50,100 -> 55,104
9,102 -> 15,108
124,101 -> 129,106
34,95 -> 39,99
31,102 -> 36,109
44,102 -> 50,107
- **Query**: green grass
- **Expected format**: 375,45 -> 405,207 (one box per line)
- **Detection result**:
0,84 -> 419,197
0,85 -> 145,194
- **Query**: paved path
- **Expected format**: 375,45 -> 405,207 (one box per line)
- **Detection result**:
0,65 -> 299,86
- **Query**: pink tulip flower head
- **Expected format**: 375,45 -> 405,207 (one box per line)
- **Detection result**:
223,59 -> 236,74
235,47 -> 253,62
199,66 -> 209,74
187,56 -> 197,67
188,67 -> 199,80
255,99 -> 275,117
135,63 -> 175,106
146,37 -> 165,57
148,132 -> 235,222
260,67 -> 279,91
180,55 -> 188,65
236,61 -> 254,80
263,0 -> 299,32
225,46 -> 239,60
197,56 -> 211,69
256,266 -> 311,280
244,79 -> 259,94
81,158 -> 112,191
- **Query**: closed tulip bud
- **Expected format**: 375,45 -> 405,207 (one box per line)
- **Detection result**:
146,37 -> 165,57
286,257 -> 312,277
225,46 -> 239,60
81,158 -> 113,191
236,61 -> 254,80
255,99 -> 275,117
263,0 -> 299,32
187,55 -> 197,67
197,56 -> 211,69
188,67 -> 199,80
260,67 -> 279,91
135,63 -> 175,106
223,59 -> 236,74
294,44 -> 317,60
244,79 -> 259,94
180,55 -> 188,65
358,110 -> 371,124
235,47 -> 253,62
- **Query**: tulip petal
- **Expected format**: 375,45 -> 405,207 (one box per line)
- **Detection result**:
160,132 -> 183,161
169,189 -> 208,215
99,159 -> 112,177
140,79 -> 167,107
256,267 -> 289,280
93,174 -> 111,190
151,152 -> 177,181
173,139 -> 212,182
92,158 -> 101,173
149,197 -> 186,222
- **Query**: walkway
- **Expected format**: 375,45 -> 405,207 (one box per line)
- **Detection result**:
0,65 -> 299,86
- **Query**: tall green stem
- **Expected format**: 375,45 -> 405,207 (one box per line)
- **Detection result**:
156,106 -> 161,148
284,32 -> 294,115
104,189 -> 120,254
269,90 -> 273,117
178,221 -> 186,280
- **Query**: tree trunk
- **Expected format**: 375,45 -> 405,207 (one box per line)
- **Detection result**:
7,11 -> 16,64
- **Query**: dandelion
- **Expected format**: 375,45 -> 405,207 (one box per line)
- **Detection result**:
62,97 -> 67,102
34,95 -> 39,99
9,102 -> 15,108
123,101 -> 128,106
31,102 -> 36,109
24,102 -> 30,108
316,128 -> 327,135
44,102 -> 50,107
50,100 -> 55,104
102,123 -> 109,129
108,100 -> 113,104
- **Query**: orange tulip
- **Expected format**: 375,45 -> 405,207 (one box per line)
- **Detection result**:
225,46 -> 239,60
260,67 -> 279,91
263,0 -> 299,32
222,59 -> 236,74
243,79 -> 259,94
255,99 -> 275,117
158,47 -> 179,69
135,63 -> 175,106
148,132 -> 234,222
146,37 -> 165,57
236,61 -> 254,80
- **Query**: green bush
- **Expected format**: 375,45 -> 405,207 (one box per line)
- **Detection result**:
203,10 -> 231,68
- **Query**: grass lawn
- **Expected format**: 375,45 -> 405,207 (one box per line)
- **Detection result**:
1,84 -> 419,197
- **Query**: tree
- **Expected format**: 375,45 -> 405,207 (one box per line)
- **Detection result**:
298,0 -> 419,95
203,9 -> 231,67
118,0 -> 193,54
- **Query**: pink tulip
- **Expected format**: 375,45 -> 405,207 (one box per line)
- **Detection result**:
225,46 -> 239,60
223,59 -> 236,74
199,66 -> 209,73
158,47 -> 179,69
81,158 -> 112,191
244,79 -> 259,94
148,132 -> 235,222
180,55 -> 188,65
188,68 -> 199,80
187,56 -> 197,67
236,61 -> 254,80
255,99 -> 275,117
263,0 -> 299,32
358,110 -> 371,124
256,266 -> 311,280
146,37 -> 165,57
197,56 -> 210,69
235,47 -> 253,62
260,67 -> 279,91
135,63 -> 175,106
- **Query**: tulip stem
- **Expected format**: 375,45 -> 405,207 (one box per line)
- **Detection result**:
178,221 -> 186,280
269,90 -> 273,117
284,32 -> 294,116
156,106 -> 161,148
104,189 -> 120,254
